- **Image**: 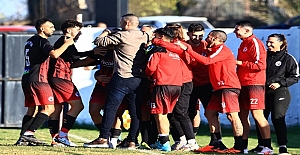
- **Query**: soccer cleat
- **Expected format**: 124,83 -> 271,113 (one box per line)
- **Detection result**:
55,136 -> 77,147
83,138 -> 111,148
139,142 -> 151,150
278,147 -> 291,155
14,137 -> 29,146
171,140 -> 187,150
160,141 -> 171,152
116,138 -> 127,148
257,147 -> 274,154
51,141 -> 66,147
117,141 -> 136,150
150,141 -> 162,150
216,147 -> 242,154
181,141 -> 199,151
243,148 -> 249,154
194,145 -> 216,152
21,135 -> 46,145
217,141 -> 228,150
248,145 -> 264,153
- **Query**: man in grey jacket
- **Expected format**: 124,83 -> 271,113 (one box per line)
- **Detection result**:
83,13 -> 148,149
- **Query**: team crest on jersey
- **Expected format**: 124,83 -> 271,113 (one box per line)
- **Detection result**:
275,61 -> 282,66
75,92 -> 80,97
243,47 -> 248,52
48,96 -> 54,102
221,102 -> 226,108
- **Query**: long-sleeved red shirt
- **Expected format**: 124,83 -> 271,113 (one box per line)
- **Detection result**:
187,40 -> 210,86
237,34 -> 266,86
145,48 -> 183,86
152,39 -> 240,90
172,39 -> 193,83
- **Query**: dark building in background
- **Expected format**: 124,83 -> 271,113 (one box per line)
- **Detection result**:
95,0 -> 128,27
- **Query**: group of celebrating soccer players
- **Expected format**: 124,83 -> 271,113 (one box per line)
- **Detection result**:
15,14 -> 298,155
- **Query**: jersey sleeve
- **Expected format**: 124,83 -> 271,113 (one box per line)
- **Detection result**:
145,53 -> 161,77
279,56 -> 300,87
40,38 -> 54,55
94,32 -> 122,47
240,40 -> 266,71
186,45 -> 230,65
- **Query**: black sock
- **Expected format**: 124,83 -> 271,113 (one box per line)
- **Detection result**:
48,119 -> 59,135
20,115 -> 34,136
111,128 -> 122,138
263,138 -> 272,148
242,139 -> 248,149
233,136 -> 243,150
215,132 -> 222,140
170,126 -> 179,142
61,114 -> 76,130
94,123 -> 102,131
193,127 -> 199,136
158,135 -> 169,145
209,133 -> 218,146
148,116 -> 158,145
27,113 -> 49,132
140,121 -> 151,143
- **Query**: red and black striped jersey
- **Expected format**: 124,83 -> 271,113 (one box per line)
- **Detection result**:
48,36 -> 80,81
23,34 -> 54,83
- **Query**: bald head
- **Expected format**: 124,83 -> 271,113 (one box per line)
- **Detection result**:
210,30 -> 227,42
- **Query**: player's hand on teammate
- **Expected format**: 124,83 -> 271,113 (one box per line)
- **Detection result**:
93,46 -> 107,56
174,41 -> 188,51
64,36 -> 75,46
95,75 -> 111,83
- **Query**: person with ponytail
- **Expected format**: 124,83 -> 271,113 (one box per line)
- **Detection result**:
254,33 -> 299,155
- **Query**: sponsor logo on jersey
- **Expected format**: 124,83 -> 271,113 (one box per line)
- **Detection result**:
101,60 -> 114,67
169,52 -> 180,60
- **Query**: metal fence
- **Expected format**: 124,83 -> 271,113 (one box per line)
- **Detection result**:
0,32 -> 61,127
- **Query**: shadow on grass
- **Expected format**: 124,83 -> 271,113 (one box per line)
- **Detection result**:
196,123 -> 300,149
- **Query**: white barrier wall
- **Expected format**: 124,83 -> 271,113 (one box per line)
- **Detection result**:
73,27 -> 300,126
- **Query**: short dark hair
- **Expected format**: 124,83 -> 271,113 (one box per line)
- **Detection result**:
188,23 -> 205,32
35,18 -> 53,32
235,20 -> 254,28
122,13 -> 136,17
154,27 -> 174,39
61,19 -> 83,34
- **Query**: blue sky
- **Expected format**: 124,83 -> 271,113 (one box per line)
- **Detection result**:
0,0 -> 28,22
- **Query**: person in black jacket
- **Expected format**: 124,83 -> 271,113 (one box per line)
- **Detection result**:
252,33 -> 299,155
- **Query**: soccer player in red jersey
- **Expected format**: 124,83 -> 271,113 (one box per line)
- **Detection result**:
145,27 -> 183,152
153,30 -> 244,153
186,23 -> 225,152
234,20 -> 273,154
47,19 -> 94,147
15,18 -> 74,146
163,23 -> 198,151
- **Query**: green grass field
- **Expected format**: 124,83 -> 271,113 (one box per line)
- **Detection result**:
0,123 -> 299,155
